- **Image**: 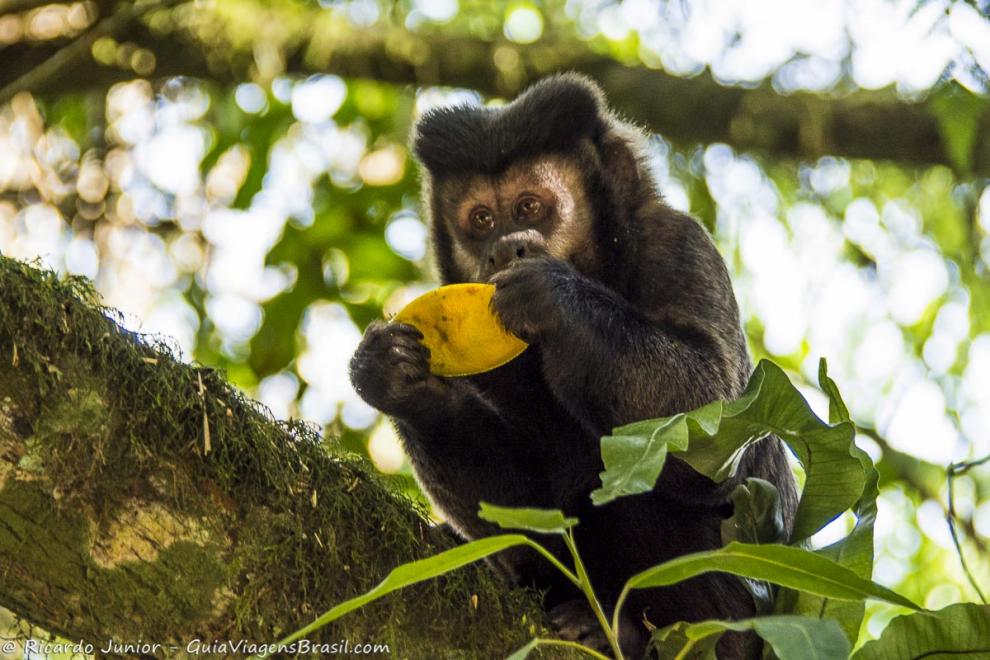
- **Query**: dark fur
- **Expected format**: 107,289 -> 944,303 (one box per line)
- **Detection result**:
350,74 -> 798,658
413,79 -> 605,178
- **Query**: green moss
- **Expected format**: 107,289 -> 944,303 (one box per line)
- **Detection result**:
0,478 -> 228,639
0,256 -> 551,656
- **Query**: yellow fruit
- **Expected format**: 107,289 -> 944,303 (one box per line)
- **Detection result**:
393,283 -> 528,377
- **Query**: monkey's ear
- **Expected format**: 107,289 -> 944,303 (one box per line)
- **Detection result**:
412,104 -> 489,176
412,73 -> 608,177
501,73 -> 606,151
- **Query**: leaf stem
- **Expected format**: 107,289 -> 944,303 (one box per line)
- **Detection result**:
947,454 -> 990,604
522,638 -> 613,660
612,584 -> 631,638
564,529 -> 625,660
673,638 -> 697,660
522,538 -> 581,587
0,0 -> 188,106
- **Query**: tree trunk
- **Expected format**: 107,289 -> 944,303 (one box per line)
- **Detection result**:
0,256 -> 550,657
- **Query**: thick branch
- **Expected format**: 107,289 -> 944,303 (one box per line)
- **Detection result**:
0,256 -> 548,655
3,7 -> 989,174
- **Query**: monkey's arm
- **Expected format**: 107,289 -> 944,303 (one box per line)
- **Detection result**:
491,257 -> 733,435
349,321 -> 553,531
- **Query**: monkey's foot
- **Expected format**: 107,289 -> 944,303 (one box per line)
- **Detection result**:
549,600 -> 612,655
549,600 -> 649,659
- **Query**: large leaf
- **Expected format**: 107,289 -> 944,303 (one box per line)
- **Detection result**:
723,477 -> 788,546
478,502 -> 578,534
590,413 -> 692,504
593,360 -> 864,541
267,534 -> 536,654
655,615 -> 850,660
818,357 -> 851,425
652,620 -> 720,659
624,542 -> 917,611
777,360 -> 877,643
853,603 -> 990,660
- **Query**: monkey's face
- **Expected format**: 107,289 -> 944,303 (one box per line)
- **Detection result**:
433,154 -> 598,282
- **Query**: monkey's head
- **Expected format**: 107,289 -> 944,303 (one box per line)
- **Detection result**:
412,74 -> 656,284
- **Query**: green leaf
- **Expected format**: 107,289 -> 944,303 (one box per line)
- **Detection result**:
590,403 -> 712,506
592,360 -> 864,541
818,357 -> 850,425
590,415 -> 680,505
751,617 -> 850,660
929,82 -> 988,175
853,603 -> 990,660
478,502 -> 577,534
652,620 -> 720,659
723,478 -> 788,546
777,360 -> 878,643
267,535 -> 534,655
655,616 -> 850,660
625,542 -> 917,611
45,94 -> 98,149
233,142 -> 268,210
505,638 -> 539,660
225,101 -> 294,210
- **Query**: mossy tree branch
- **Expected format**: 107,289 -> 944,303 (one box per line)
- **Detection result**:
0,256 -> 548,655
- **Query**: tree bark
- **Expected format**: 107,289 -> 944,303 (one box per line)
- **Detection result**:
0,256 -> 551,657
2,2 -> 988,175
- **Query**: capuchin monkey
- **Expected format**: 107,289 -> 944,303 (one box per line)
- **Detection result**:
349,74 -> 798,658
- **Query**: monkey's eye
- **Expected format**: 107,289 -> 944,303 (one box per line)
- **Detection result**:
469,207 -> 495,234
515,196 -> 544,221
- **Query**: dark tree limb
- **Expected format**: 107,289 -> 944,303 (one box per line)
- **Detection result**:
0,0 -> 69,16
2,4 -> 988,174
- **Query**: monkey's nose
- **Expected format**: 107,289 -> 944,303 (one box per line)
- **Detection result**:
489,236 -> 545,272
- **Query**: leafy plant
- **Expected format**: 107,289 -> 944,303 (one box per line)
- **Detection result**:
265,360 -> 989,659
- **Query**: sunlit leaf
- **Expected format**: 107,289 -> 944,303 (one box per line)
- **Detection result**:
478,502 -> 577,534
853,603 -> 990,660
505,638 -> 540,660
723,477 -> 787,546
625,542 -> 917,611
655,615 -> 850,660
777,360 -> 877,643
592,360 -> 864,541
929,82 -> 988,175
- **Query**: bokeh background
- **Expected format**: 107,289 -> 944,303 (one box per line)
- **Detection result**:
1,0 -> 989,648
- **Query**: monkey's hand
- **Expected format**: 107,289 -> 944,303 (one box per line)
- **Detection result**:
349,321 -> 453,419
489,257 -> 573,343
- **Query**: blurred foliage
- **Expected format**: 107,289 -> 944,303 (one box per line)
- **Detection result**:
1,0 -> 990,649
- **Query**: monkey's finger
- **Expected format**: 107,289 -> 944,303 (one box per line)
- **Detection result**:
359,320 -> 399,350
389,334 -> 431,360
394,356 -> 430,383
389,343 -> 430,366
388,322 -> 425,340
